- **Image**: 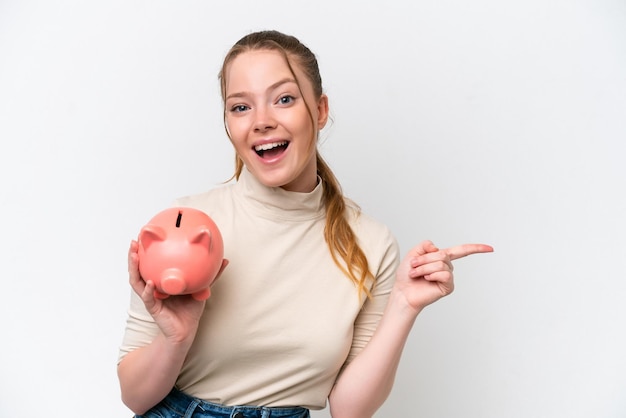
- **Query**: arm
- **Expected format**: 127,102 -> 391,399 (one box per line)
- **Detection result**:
328,241 -> 493,418
117,240 -> 228,414
118,329 -> 195,414
328,288 -> 418,418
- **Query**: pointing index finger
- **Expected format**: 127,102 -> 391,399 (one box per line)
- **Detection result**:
445,244 -> 494,261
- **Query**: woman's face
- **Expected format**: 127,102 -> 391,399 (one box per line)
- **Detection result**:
224,50 -> 328,193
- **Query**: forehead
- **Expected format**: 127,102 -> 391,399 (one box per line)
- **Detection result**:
225,50 -> 305,92
231,49 -> 290,68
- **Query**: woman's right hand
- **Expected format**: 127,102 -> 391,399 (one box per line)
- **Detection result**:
127,240 -> 228,345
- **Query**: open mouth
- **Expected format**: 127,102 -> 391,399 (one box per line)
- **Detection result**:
254,141 -> 289,159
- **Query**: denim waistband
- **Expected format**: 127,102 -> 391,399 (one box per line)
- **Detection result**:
137,387 -> 310,418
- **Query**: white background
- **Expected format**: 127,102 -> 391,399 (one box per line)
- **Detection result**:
1,1 -> 625,417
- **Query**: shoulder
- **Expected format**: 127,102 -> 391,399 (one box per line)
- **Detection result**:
344,198 -> 394,241
173,181 -> 236,214
344,197 -> 400,265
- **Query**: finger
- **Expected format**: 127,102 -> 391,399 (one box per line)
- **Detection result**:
217,259 -> 229,277
411,250 -> 452,269
140,280 -> 158,313
128,240 -> 146,294
424,271 -> 455,295
128,240 -> 139,273
423,270 -> 453,283
211,259 -> 230,285
410,260 -> 452,279
445,244 -> 494,261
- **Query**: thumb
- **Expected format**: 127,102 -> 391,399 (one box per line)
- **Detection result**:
409,240 -> 439,258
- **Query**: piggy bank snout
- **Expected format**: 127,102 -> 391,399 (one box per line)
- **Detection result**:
160,268 -> 186,295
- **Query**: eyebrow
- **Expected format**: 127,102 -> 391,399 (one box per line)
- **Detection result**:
225,77 -> 297,101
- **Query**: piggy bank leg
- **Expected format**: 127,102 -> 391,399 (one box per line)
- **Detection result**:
153,289 -> 170,300
192,288 -> 211,301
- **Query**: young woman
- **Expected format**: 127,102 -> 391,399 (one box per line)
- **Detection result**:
117,30 -> 493,418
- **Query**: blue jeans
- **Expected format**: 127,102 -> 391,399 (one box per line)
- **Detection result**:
136,387 -> 311,418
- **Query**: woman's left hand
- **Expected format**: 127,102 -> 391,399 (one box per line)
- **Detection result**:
394,240 -> 493,314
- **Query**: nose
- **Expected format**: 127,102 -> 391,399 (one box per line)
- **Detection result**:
253,106 -> 276,133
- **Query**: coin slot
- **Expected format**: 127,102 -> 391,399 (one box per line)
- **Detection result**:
176,211 -> 182,228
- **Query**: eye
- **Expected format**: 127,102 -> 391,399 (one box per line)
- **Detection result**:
277,95 -> 295,105
230,104 -> 249,113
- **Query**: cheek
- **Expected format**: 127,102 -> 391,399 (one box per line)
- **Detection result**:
295,116 -> 317,150
225,118 -> 248,143
288,111 -> 314,138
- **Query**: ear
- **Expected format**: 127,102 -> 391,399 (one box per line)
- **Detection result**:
139,225 -> 166,250
316,94 -> 329,130
190,227 -> 212,252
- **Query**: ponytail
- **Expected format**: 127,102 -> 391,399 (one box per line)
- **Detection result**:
317,153 -> 373,299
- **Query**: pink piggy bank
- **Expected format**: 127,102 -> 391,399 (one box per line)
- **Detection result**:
137,207 -> 224,301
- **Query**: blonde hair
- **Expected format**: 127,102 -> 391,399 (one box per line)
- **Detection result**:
218,30 -> 373,298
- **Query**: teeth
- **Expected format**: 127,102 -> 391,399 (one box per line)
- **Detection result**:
254,141 -> 287,151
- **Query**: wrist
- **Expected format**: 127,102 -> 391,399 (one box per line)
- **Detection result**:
158,332 -> 195,360
387,287 -> 424,321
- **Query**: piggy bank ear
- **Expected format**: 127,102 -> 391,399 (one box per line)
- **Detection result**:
190,227 -> 212,252
139,225 -> 166,250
